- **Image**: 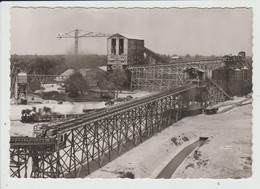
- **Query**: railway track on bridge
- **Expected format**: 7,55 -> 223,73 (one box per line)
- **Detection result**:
10,81 -> 229,178
10,84 -> 195,147
43,84 -> 195,133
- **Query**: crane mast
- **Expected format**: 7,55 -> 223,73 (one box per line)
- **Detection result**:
57,29 -> 113,55
75,29 -> 79,55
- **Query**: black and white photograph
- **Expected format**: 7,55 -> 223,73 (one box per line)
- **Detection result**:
1,1 -> 260,188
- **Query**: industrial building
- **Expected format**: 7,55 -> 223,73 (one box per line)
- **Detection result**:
211,51 -> 252,97
107,33 -> 145,71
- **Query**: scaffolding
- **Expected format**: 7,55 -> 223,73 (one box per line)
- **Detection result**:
129,59 -> 224,91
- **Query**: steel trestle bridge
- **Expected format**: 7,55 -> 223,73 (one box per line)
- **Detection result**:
10,74 -> 230,178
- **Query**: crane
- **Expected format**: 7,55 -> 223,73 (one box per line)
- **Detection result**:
57,29 -> 113,55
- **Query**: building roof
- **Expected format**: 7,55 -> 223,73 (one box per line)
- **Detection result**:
98,66 -> 107,72
171,55 -> 179,59
60,68 -> 91,77
108,33 -> 143,40
78,68 -> 91,77
60,69 -> 74,77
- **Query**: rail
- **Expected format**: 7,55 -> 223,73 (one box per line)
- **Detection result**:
128,59 -> 223,70
11,85 -> 195,146
10,136 -> 56,147
62,85 -> 197,133
44,85 -> 195,133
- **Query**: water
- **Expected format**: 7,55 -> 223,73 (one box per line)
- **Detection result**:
156,138 -> 208,179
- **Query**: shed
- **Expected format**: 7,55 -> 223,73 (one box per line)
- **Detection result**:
184,67 -> 206,80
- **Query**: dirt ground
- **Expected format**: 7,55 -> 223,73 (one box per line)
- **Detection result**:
172,104 -> 252,179
87,102 -> 252,179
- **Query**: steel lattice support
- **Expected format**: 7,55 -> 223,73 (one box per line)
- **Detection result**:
9,145 -> 57,178
129,60 -> 224,91
10,147 -> 30,178
9,80 -> 232,178
206,79 -> 229,106
10,86 -> 207,178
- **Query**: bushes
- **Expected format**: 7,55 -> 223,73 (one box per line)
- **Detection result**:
99,69 -> 130,90
65,72 -> 88,97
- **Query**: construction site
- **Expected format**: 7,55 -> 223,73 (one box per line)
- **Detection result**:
9,28 -> 252,179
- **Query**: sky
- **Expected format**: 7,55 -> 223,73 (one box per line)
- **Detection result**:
11,7 -> 252,56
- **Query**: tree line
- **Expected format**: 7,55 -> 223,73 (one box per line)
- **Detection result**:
10,54 -> 107,75
159,54 -> 223,62
10,53 -> 224,76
